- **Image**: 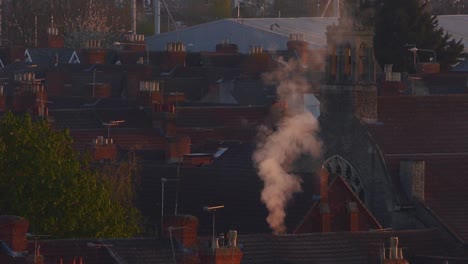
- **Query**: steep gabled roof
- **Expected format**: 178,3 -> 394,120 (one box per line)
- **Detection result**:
295,174 -> 382,234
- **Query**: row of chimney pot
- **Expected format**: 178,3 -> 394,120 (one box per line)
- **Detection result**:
215,230 -> 238,248
382,237 -> 405,260
15,72 -> 35,82
125,34 -> 145,43
47,27 -> 59,36
19,84 -> 44,93
139,81 -> 160,92
249,45 -> 263,54
94,136 -> 113,145
85,40 -> 103,49
289,33 -> 305,41
166,42 -> 185,52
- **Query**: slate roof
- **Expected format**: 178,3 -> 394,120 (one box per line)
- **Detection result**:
50,99 -> 152,130
266,229 -> 467,264
138,164 -> 317,236
451,60 -> 468,72
26,239 -> 115,264
147,16 -> 468,53
421,73 -> 468,94
70,129 -> 166,153
26,48 -> 77,68
365,95 -> 468,243
176,105 -> 269,128
146,18 -> 337,53
24,228 -> 468,264
100,238 -> 173,264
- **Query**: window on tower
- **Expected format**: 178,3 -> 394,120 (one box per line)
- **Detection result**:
344,44 -> 352,77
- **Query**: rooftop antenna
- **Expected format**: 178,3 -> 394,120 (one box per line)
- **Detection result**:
131,0 -> 137,34
160,0 -> 179,40
0,0 -> 2,40
154,0 -> 161,35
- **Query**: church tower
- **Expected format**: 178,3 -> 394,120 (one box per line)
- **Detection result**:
321,0 -> 377,121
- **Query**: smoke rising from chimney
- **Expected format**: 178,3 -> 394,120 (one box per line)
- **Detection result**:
253,60 -> 321,234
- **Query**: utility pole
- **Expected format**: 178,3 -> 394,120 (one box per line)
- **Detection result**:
0,0 -> 2,41
131,0 -> 137,34
155,0 -> 161,35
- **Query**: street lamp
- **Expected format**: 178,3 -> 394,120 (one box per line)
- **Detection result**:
408,46 -> 437,64
203,205 -> 225,252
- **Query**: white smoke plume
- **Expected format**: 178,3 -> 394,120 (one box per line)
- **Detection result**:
253,60 -> 321,234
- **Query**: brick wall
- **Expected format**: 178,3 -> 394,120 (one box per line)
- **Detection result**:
0,216 -> 29,252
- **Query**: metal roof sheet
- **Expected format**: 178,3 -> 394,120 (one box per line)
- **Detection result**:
146,17 -> 337,53
147,16 -> 468,53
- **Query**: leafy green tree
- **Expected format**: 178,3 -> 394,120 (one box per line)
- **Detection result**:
0,113 -> 141,238
374,0 -> 465,72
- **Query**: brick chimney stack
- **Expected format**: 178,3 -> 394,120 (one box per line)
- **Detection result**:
119,34 -> 147,52
163,42 -> 186,71
199,229 -> 243,264
166,136 -> 191,163
47,26 -> 64,48
400,160 -> 425,202
162,215 -> 199,248
0,85 -> 5,112
12,72 -> 48,117
346,202 -> 359,232
91,136 -> 117,161
0,216 -> 29,252
138,80 -> 162,106
245,45 -> 271,76
85,40 -> 107,64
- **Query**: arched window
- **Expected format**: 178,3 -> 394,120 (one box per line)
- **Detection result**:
323,155 -> 366,202
358,43 -> 367,81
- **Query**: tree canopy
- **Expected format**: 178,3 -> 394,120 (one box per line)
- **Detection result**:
0,112 -> 141,238
373,0 -> 465,72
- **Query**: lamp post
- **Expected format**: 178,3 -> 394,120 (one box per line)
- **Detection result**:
408,46 -> 437,64
203,205 -> 225,253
